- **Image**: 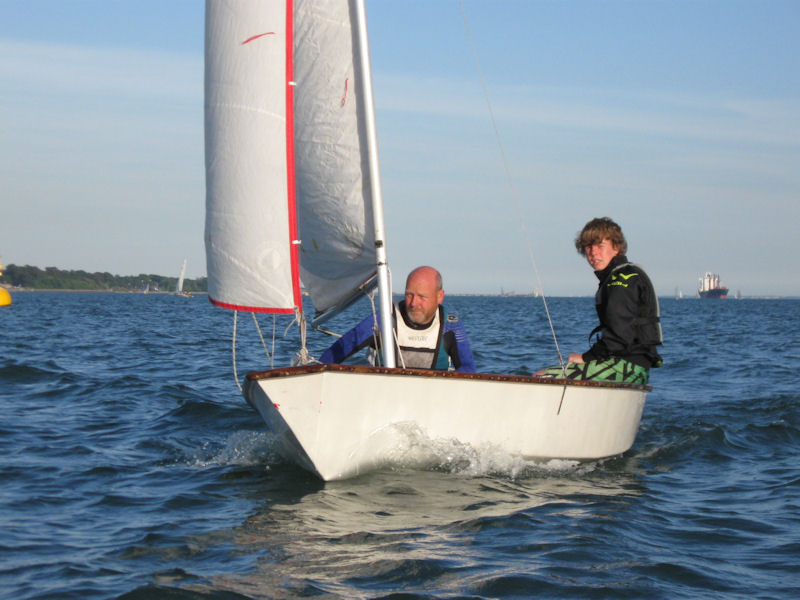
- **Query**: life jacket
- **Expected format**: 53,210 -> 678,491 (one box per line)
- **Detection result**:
393,303 -> 450,370
592,261 -> 663,367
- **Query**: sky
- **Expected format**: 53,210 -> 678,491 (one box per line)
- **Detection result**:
1,0 -> 799,297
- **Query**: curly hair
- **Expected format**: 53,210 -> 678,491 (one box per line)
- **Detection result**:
574,217 -> 627,256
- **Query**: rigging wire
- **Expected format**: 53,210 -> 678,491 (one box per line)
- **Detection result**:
366,289 -> 381,365
232,311 -> 292,393
365,286 -> 406,368
458,1 -> 565,370
359,286 -> 406,369
251,311 -> 274,369
232,310 -> 242,392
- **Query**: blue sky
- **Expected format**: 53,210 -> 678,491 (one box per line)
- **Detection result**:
1,1 -> 799,296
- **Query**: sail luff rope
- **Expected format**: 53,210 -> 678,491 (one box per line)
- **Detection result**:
458,1 -> 565,370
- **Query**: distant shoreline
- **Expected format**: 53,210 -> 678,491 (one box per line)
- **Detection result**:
3,288 -> 798,300
5,288 -> 207,295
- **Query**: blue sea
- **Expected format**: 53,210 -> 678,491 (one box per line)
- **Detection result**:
2,291 -> 798,599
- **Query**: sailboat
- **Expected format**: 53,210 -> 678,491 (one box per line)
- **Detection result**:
174,258 -> 191,297
204,0 -> 650,481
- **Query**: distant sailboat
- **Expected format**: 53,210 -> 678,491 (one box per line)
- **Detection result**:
174,258 -> 192,297
204,0 -> 651,481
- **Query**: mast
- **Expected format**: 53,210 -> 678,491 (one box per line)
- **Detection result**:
353,0 -> 396,368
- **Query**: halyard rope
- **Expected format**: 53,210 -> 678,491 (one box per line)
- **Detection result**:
291,308 -> 318,366
459,1 -> 565,370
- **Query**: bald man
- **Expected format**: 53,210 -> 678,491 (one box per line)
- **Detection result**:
320,266 -> 476,372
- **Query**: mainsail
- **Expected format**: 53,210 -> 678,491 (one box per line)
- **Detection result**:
204,0 -> 378,316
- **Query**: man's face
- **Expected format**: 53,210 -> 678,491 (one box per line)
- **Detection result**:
404,271 -> 444,325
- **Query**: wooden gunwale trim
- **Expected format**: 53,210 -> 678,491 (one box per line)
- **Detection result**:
245,363 -> 652,391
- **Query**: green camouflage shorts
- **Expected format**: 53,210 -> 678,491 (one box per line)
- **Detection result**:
538,357 -> 649,384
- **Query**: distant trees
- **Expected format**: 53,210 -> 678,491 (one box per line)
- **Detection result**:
2,264 -> 208,292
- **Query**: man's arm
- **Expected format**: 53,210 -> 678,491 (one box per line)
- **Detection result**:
319,314 -> 379,364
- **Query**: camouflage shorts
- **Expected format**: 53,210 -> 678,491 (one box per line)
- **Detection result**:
538,357 -> 649,384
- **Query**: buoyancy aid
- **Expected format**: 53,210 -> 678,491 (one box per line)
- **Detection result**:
590,258 -> 663,368
393,302 -> 448,369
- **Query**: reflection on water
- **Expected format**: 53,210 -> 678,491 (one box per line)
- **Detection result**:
193,463 -> 643,598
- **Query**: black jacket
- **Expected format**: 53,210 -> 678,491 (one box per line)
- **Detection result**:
583,254 -> 663,369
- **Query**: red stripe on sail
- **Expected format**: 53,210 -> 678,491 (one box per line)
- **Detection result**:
241,32 -> 275,45
208,296 -> 296,314
285,0 -> 303,309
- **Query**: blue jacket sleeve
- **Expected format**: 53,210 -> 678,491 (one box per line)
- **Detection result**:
444,317 -> 476,373
319,314 -> 379,364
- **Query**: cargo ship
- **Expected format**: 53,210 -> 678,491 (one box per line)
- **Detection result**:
698,272 -> 728,299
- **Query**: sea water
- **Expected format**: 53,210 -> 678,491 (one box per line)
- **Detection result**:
1,292 -> 798,599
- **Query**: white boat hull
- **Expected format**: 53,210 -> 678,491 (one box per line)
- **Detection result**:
244,364 -> 648,481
